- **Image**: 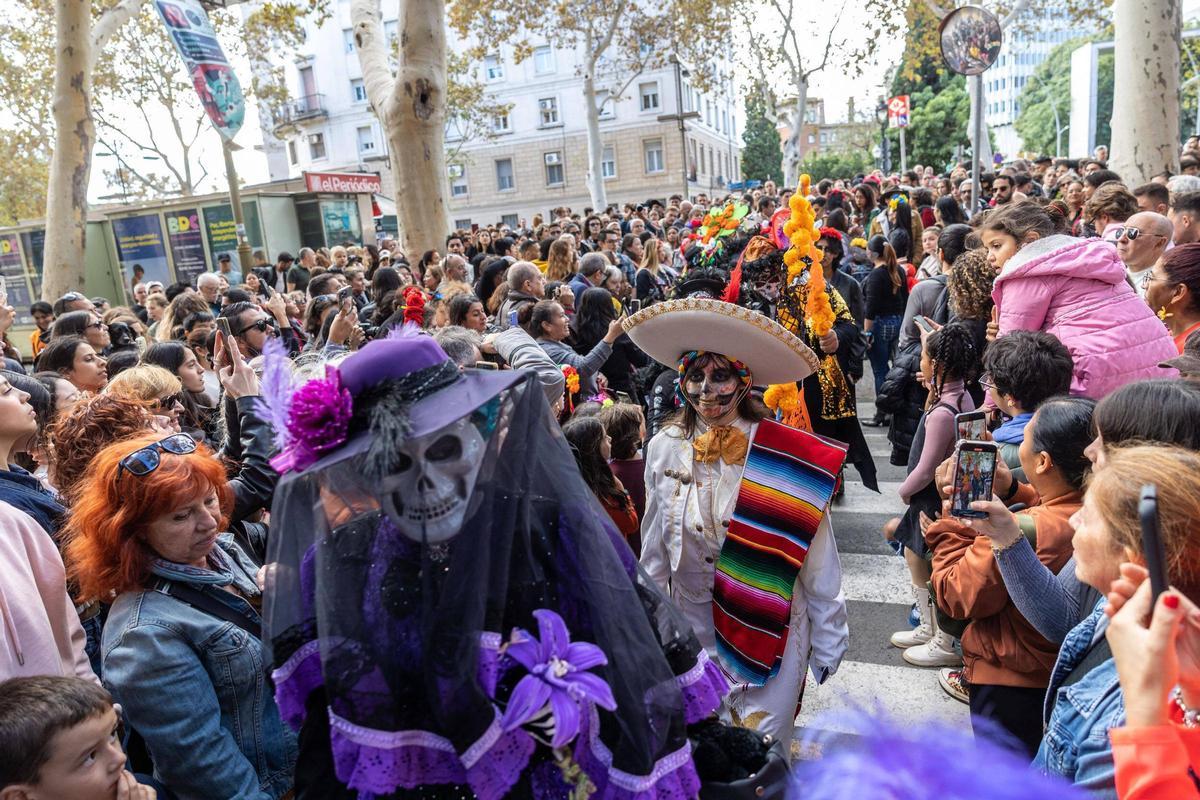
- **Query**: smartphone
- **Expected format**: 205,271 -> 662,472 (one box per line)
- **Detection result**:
337,285 -> 355,311
474,360 -> 498,370
614,391 -> 633,405
507,309 -> 518,328
955,410 -> 987,442
949,441 -> 998,519
627,299 -> 642,315
214,316 -> 239,364
1139,484 -> 1169,601
471,223 -> 479,233
914,315 -> 935,335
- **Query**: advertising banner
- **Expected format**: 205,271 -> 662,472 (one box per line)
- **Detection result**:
112,214 -> 171,288
165,209 -> 207,286
202,202 -> 263,265
303,171 -> 383,194
0,235 -> 35,325
154,0 -> 245,140
19,229 -> 45,299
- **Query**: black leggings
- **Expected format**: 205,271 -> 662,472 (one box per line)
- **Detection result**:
968,682 -> 1046,758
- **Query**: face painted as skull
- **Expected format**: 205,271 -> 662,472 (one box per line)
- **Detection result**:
380,416 -> 486,543
683,353 -> 745,424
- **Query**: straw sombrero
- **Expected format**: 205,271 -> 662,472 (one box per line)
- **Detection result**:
622,297 -> 819,385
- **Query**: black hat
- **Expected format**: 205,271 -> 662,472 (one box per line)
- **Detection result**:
1034,155 -> 1053,164
277,251 -> 295,263
218,253 -> 232,262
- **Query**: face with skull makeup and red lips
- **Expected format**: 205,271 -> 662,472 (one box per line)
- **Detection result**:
681,353 -> 747,425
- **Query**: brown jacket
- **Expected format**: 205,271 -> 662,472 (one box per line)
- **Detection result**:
926,492 -> 1082,688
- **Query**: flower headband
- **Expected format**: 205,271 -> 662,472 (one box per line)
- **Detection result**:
674,350 -> 752,406
887,195 -> 908,211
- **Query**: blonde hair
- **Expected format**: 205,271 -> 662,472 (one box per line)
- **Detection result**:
1087,445 -> 1200,598
104,364 -> 181,403
546,238 -> 576,282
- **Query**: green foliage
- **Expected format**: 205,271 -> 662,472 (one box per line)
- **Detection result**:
741,81 -> 783,183
797,151 -> 874,183
889,0 -> 954,99
884,76 -> 970,172
1015,33 -> 1112,156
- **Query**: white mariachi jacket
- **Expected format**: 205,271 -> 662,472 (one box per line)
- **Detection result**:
639,417 -> 849,745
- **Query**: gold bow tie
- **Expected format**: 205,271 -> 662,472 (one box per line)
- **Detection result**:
692,425 -> 749,466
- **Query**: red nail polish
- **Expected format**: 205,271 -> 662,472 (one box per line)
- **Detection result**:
1165,594 -> 1180,610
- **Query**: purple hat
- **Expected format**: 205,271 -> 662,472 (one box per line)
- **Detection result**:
339,335 -> 450,398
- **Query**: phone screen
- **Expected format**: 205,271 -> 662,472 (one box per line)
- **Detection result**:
950,443 -> 997,518
914,315 -> 934,334
956,411 -> 987,442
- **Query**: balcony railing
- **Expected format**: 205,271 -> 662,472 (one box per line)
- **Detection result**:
273,93 -> 328,132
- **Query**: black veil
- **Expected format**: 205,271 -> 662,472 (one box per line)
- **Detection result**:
264,373 -> 725,799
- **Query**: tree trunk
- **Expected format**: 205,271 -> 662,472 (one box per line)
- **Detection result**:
582,70 -> 607,211
352,0 -> 449,258
783,78 -> 807,187
1110,0 -> 1181,184
42,0 -> 94,301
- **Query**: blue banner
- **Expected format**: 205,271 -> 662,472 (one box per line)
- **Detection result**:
154,0 -> 245,140
112,214 -> 171,289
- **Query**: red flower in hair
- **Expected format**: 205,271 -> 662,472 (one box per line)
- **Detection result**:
401,286 -> 426,326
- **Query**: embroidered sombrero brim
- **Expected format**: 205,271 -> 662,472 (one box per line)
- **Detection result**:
622,298 -> 819,385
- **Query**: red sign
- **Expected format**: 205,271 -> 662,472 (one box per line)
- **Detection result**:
303,171 -> 382,194
887,95 -> 910,129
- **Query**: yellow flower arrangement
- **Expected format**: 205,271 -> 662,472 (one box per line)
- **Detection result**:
850,237 -> 867,248
763,382 -> 799,414
781,175 -> 836,336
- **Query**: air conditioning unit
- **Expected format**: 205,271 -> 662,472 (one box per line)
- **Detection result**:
448,164 -> 464,178
544,152 -> 561,166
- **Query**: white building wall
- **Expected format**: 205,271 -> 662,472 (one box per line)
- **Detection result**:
984,21 -> 1079,158
243,1 -> 743,225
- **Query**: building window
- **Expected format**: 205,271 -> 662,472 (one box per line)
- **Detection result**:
491,111 -> 511,133
495,158 -> 514,191
700,146 -> 706,174
501,213 -> 520,229
357,125 -> 375,154
343,28 -> 355,53
454,218 -> 473,230
644,138 -> 664,173
485,54 -> 504,82
682,81 -> 693,112
601,145 -> 616,179
287,139 -> 298,164
807,133 -> 815,145
639,82 -> 660,112
538,97 -> 559,127
533,45 -> 554,75
449,164 -> 468,197
351,78 -> 367,103
596,91 -> 615,119
308,131 -> 326,160
820,132 -> 828,144
544,151 -> 564,186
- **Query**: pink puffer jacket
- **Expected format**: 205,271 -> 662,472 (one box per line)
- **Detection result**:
992,235 -> 1177,399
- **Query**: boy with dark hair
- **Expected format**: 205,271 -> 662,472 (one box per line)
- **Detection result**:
0,675 -> 154,799
983,330 -> 1074,474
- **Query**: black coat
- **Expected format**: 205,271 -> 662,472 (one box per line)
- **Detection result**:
876,340 -> 925,466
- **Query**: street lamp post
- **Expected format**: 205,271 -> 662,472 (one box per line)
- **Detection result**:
222,138 -> 255,273
660,55 -> 700,201
875,99 -> 891,174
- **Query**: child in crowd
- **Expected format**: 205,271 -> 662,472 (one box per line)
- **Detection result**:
562,415 -> 641,556
981,330 -> 1074,481
890,322 -> 980,667
0,675 -> 155,799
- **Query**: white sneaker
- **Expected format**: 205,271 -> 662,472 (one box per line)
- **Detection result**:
902,631 -> 962,667
890,621 -> 933,648
939,668 -> 970,704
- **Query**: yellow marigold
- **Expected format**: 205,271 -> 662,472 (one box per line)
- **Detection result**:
764,383 -> 800,414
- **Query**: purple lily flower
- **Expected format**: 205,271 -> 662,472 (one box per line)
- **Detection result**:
499,609 -> 617,749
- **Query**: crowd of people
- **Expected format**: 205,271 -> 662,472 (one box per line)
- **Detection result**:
1,141 -> 1200,800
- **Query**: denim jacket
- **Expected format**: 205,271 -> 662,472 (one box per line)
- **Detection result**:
1033,598 -> 1122,798
102,535 -> 297,799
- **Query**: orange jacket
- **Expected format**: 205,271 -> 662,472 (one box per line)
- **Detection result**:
1112,711 -> 1200,799
927,492 -> 1082,687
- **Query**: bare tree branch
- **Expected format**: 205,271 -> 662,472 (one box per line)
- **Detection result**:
91,0 -> 150,66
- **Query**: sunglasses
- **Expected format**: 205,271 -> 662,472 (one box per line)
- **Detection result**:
155,392 -> 185,411
86,320 -> 107,330
1112,227 -> 1165,242
117,434 -> 197,480
235,318 -> 276,336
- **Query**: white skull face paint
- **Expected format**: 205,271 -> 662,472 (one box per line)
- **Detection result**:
682,353 -> 745,424
380,416 -> 486,543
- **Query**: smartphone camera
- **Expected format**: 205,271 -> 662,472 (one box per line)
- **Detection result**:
950,441 -> 998,519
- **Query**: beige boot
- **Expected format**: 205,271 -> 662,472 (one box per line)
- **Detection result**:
903,628 -> 963,668
890,584 -> 934,648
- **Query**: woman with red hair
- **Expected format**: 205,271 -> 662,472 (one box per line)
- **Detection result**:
62,432 -> 296,799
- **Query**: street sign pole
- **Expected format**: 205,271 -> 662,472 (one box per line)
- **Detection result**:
899,127 -> 908,176
971,73 -> 984,215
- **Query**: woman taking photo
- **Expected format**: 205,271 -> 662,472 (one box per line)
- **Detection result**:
37,336 -> 107,394
63,432 -> 297,798
520,298 -> 622,395
572,287 -> 648,399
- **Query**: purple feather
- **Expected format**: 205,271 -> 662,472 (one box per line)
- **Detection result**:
253,335 -> 295,452
789,706 -> 1090,800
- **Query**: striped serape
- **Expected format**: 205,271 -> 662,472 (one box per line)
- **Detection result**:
713,419 -> 847,685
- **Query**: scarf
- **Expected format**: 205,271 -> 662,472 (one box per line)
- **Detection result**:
692,425 -> 749,465
712,420 -> 847,685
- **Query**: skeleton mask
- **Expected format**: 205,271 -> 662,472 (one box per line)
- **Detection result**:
380,416 -> 486,543
682,353 -> 747,426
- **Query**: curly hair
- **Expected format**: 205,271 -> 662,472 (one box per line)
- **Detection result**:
63,432 -> 232,601
947,248 -> 995,321
50,394 -> 155,505
1083,182 -> 1138,225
